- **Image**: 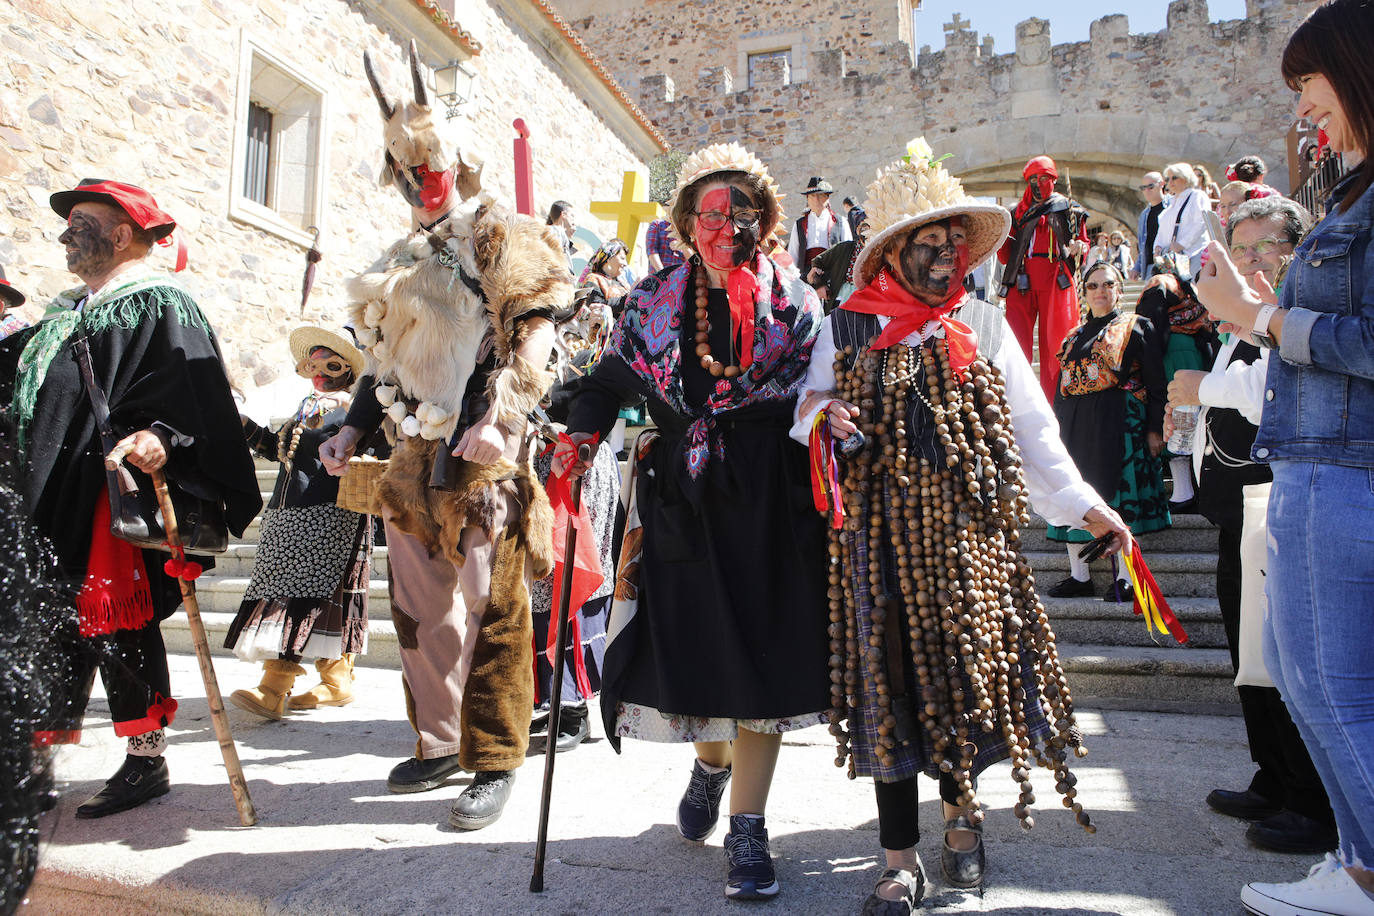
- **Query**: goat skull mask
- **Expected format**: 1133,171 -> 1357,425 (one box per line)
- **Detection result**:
364,40 -> 483,210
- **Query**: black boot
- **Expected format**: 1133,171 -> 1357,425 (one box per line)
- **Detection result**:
386,753 -> 464,794
75,755 -> 170,819
449,770 -> 516,830
554,704 -> 590,751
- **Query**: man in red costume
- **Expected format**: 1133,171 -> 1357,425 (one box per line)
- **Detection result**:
997,156 -> 1089,401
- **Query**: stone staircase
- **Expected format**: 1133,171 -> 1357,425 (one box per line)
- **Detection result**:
165,428 -> 1236,713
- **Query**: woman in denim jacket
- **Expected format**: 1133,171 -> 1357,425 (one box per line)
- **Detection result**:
1196,3 -> 1374,914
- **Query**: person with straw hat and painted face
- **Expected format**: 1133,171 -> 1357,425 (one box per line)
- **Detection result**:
225,326 -> 378,720
0,178 -> 260,819
792,139 -> 1128,912
556,142 -> 828,902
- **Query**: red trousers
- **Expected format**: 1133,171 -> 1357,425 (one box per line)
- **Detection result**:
1003,259 -> 1079,402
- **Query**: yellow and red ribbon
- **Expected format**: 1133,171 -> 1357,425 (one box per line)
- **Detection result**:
543,431 -> 605,699
809,412 -> 844,530
1123,538 -> 1188,644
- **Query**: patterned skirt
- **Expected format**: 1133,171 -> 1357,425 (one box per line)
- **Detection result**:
224,505 -> 372,662
1048,396 -> 1171,542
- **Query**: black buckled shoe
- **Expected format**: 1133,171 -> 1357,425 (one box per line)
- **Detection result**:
861,864 -> 926,915
1246,810 -> 1340,855
940,814 -> 985,889
387,753 -> 464,794
554,704 -> 590,752
449,770 -> 516,830
1206,787 -> 1281,821
75,754 -> 170,819
1047,575 -> 1095,598
1102,580 -> 1135,603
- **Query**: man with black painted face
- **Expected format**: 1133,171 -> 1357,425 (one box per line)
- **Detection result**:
793,144 -> 1126,912
0,179 -> 260,820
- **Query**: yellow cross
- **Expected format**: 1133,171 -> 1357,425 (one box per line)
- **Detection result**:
589,170 -> 663,261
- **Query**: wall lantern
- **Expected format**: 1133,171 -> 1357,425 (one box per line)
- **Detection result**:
434,59 -> 477,120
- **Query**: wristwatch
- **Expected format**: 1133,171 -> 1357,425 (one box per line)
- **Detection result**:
1250,303 -> 1281,350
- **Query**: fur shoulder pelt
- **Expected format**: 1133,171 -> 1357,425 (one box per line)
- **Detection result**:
379,435 -> 554,580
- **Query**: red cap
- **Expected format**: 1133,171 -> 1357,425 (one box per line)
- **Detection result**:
0,266 -> 24,309
50,179 -> 176,240
1023,156 -> 1058,180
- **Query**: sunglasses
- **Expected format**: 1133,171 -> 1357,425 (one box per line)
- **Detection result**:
1138,183 -> 1158,190
695,209 -> 762,231
1084,279 -> 1119,291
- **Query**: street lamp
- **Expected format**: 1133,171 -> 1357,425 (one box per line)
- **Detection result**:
433,58 -> 477,120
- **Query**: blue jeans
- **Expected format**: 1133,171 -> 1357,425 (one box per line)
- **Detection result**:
1265,461 -> 1374,869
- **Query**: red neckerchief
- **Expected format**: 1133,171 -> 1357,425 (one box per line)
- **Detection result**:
841,267 -> 978,380
725,266 -> 758,368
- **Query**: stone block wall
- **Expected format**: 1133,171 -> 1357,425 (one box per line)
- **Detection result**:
0,0 -> 650,404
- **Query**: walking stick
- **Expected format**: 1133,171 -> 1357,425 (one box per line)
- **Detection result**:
530,442 -> 591,892
103,445 -> 258,827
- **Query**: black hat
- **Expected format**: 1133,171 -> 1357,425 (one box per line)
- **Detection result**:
802,176 -> 834,195
0,266 -> 25,309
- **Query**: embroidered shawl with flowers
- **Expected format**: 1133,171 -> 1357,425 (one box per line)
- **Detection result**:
603,252 -> 821,482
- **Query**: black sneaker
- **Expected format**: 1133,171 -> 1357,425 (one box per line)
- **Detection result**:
387,753 -> 464,794
75,754 -> 170,819
677,758 -> 731,842
449,770 -> 516,830
724,814 -> 779,900
1046,575 -> 1094,598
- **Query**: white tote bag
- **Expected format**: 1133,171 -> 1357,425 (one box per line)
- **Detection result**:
1236,482 -> 1275,689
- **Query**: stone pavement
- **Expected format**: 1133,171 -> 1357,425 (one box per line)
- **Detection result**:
27,655 -> 1315,916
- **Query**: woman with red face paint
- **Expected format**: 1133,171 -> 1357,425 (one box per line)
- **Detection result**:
227,326 -> 380,719
556,144 -> 828,902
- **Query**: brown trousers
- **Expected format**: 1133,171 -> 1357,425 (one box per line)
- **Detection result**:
384,485 -> 534,771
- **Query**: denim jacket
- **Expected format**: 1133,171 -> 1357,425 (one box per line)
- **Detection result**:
1253,171 -> 1374,466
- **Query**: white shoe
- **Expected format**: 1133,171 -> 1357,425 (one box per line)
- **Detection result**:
1242,863 -> 1374,916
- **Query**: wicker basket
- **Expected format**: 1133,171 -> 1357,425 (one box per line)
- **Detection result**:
337,456 -> 387,516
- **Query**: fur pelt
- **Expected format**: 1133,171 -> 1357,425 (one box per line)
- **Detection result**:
378,436 -> 555,581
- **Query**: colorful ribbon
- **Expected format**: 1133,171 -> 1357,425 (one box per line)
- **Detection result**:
544,431 -> 605,699
809,411 -> 844,530
1123,538 -> 1188,644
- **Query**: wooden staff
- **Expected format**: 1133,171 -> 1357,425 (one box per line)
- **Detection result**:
105,444 -> 258,827
530,442 -> 591,893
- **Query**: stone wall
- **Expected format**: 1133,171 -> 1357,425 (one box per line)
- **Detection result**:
0,0 -> 656,407
561,0 -> 1320,233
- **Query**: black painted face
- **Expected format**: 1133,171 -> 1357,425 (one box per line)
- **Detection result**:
58,207 -> 116,278
894,218 -> 969,305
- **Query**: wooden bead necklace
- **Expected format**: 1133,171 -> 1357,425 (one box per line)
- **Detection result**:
692,262 -> 742,378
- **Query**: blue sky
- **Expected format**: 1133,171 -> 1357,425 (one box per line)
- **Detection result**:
913,1 -> 1249,54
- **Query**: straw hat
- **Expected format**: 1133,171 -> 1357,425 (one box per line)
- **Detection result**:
665,143 -> 785,257
853,137 -> 1011,288
288,325 -> 365,378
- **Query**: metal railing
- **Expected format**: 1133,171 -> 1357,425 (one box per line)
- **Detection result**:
1292,151 -> 1348,218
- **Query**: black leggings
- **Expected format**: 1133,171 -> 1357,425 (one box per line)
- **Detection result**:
874,772 -> 964,851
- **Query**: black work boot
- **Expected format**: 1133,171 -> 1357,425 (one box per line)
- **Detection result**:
448,770 -> 516,830
386,753 -> 464,794
75,754 -> 170,819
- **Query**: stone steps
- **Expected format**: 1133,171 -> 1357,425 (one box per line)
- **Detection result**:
174,435 -> 1237,711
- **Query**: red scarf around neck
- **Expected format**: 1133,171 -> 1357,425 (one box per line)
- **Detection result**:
841,267 -> 978,379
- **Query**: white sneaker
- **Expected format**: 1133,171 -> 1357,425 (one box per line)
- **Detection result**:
1242,863 -> 1374,916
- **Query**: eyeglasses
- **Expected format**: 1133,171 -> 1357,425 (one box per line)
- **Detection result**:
1229,237 -> 1286,259
695,209 -> 762,231
1084,280 -> 1119,291
1138,183 -> 1158,190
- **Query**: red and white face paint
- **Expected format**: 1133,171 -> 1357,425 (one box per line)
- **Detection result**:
693,183 -> 762,273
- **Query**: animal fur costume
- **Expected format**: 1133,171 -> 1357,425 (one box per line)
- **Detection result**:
344,44 -> 570,768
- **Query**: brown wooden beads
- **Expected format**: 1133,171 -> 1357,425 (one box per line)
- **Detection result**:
693,264 -> 742,379
826,334 -> 1095,835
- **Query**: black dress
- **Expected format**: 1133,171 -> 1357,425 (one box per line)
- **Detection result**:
567,283 -> 830,748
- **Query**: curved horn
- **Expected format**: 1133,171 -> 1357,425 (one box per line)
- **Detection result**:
362,50 -> 395,121
409,40 -> 429,108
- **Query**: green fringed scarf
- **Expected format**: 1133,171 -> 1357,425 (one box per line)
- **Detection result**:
11,267 -> 210,453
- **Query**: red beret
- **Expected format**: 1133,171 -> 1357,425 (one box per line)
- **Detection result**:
50,179 -> 176,240
1023,156 -> 1058,180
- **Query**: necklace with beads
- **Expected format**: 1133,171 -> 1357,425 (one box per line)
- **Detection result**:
692,262 -> 742,378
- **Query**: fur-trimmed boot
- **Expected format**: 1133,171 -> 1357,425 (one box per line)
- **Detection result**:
289,655 -> 356,709
230,659 -> 306,720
